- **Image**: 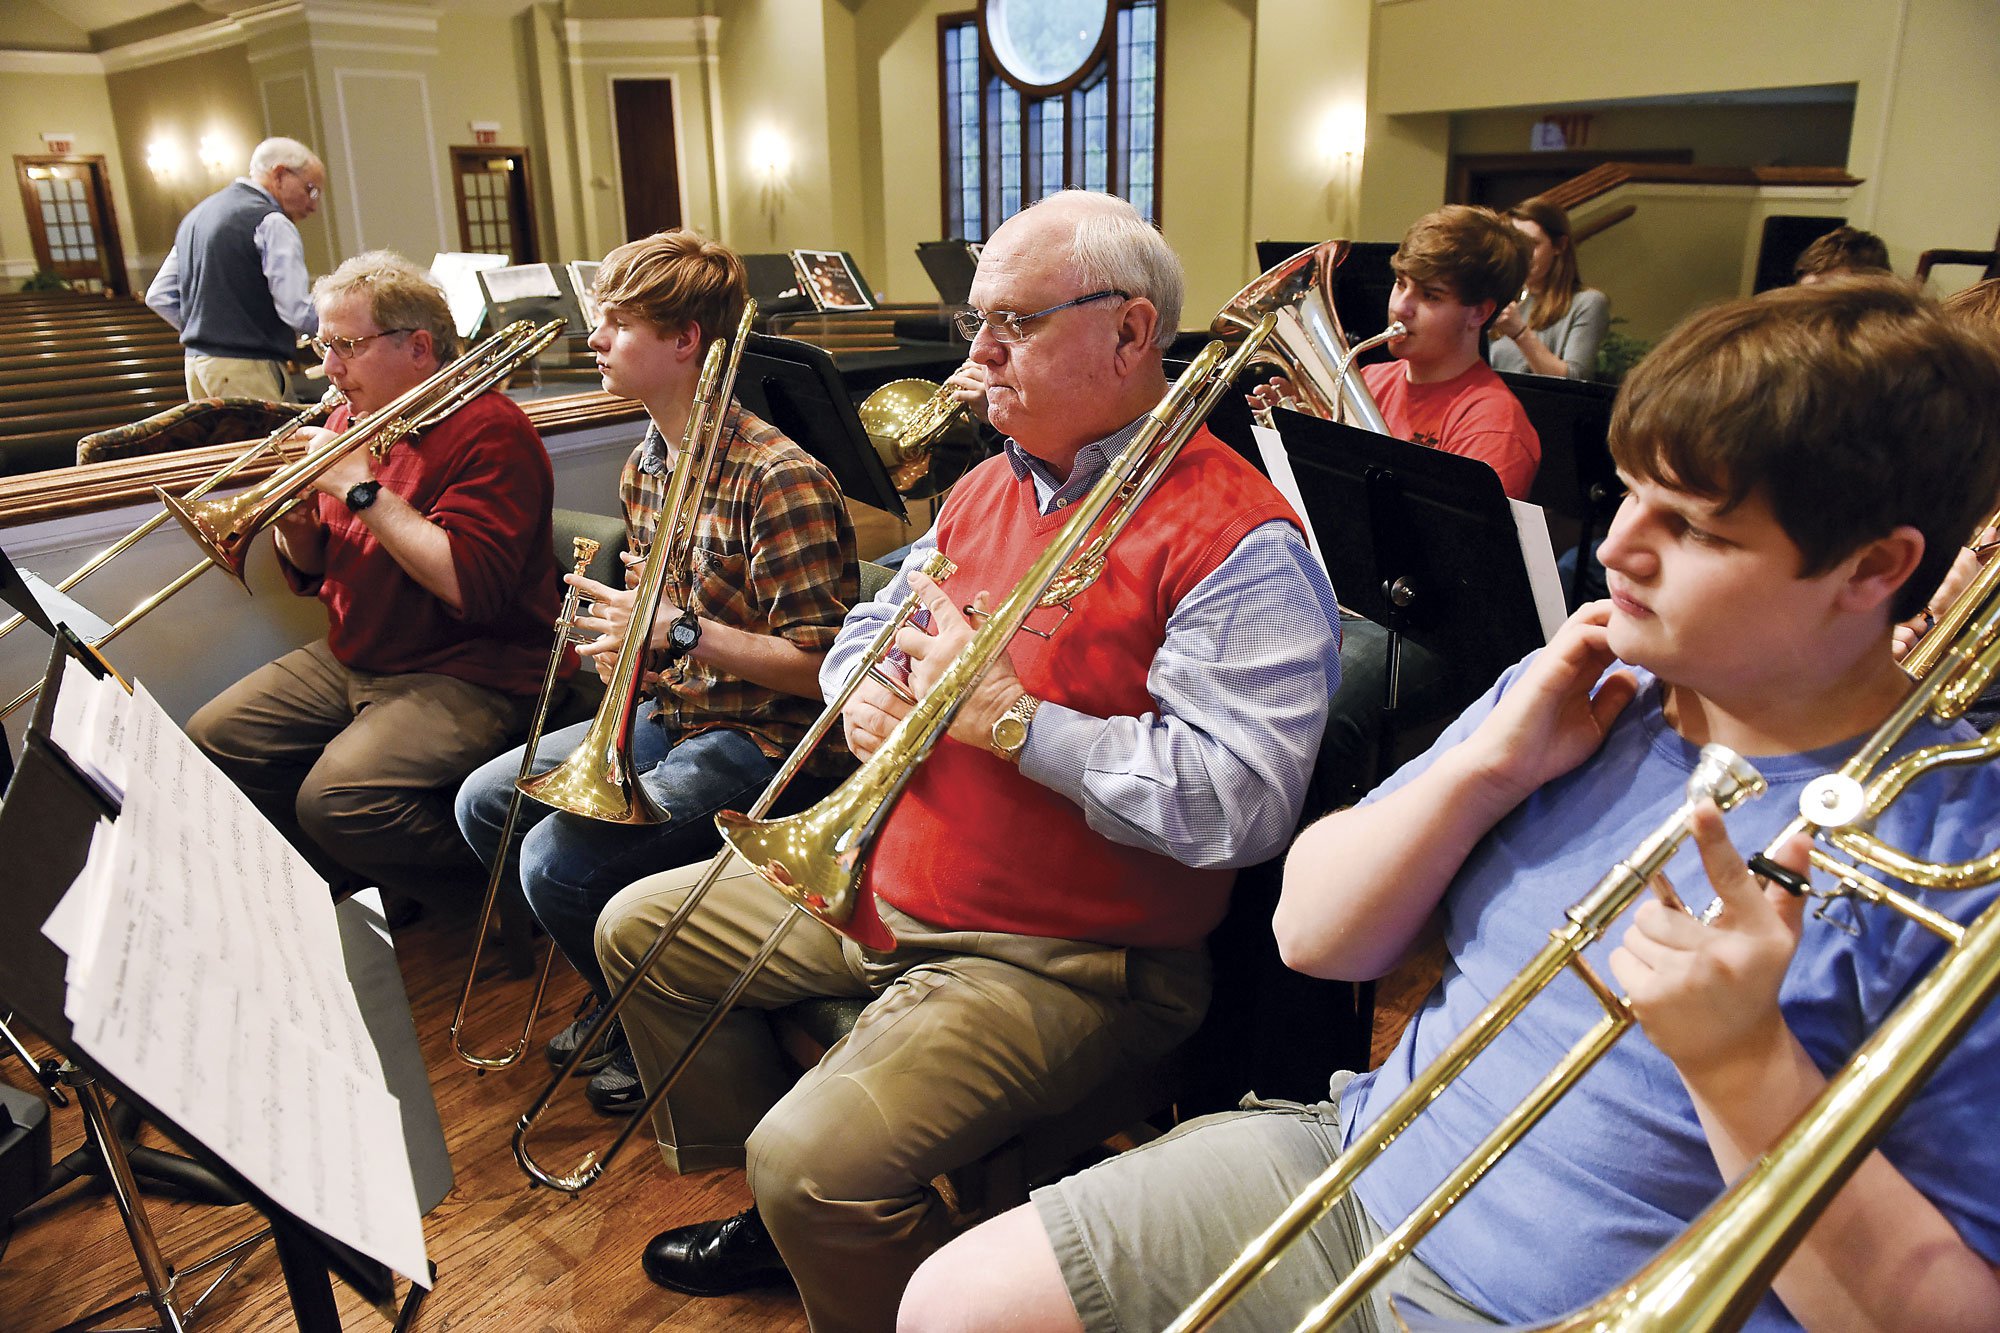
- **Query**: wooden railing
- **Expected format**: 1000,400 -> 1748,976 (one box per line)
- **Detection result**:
1540,163 -> 1862,215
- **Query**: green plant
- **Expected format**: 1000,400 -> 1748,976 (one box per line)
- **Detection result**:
1595,317 -> 1653,384
19,267 -> 70,292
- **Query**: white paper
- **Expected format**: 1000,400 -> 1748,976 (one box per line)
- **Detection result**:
1251,422 -> 1327,575
17,569 -> 115,641
1507,498 -> 1568,642
42,815 -> 117,991
479,262 -> 561,303
58,681 -> 425,1284
48,655 -> 134,802
429,251 -> 510,338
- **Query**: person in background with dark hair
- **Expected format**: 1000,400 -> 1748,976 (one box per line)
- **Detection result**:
1795,224 -> 1892,284
1489,196 -> 1611,379
902,275 -> 2000,1333
145,135 -> 325,400
187,251 -> 558,914
456,228 -> 857,1111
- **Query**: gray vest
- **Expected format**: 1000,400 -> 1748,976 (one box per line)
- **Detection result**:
175,180 -> 297,362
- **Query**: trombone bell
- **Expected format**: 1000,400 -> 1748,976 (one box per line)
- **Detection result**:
515,733 -> 669,825
154,487 -> 261,587
714,782 -> 884,933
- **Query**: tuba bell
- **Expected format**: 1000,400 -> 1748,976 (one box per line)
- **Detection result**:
1212,239 -> 1396,435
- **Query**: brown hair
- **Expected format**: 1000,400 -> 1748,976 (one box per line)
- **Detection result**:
1942,278 -> 2000,337
592,228 -> 746,346
1609,277 -> 2000,620
1507,196 -> 1582,330
313,250 -> 459,360
1391,205 -> 1529,331
1793,225 -> 1891,281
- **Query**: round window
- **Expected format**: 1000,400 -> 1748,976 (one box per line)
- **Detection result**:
981,0 -> 1115,94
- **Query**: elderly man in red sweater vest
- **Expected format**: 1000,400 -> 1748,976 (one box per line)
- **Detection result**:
592,191 -> 1343,1331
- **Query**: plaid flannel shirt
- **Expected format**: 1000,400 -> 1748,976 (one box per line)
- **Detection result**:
619,403 -> 858,771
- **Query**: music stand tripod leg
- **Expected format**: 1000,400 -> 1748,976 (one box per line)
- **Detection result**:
51,1073 -> 270,1333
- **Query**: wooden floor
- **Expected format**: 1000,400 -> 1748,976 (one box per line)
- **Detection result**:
1,901 -> 811,1332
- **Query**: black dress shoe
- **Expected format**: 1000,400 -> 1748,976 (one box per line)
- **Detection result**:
641,1206 -> 792,1297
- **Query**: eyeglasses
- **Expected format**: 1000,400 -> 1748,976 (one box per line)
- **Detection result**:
951,289 -> 1129,344
281,167 -> 322,202
304,182 -> 322,202
310,328 -> 411,360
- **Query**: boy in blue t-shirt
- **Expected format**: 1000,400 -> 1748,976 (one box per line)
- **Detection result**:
898,277 -> 2000,1330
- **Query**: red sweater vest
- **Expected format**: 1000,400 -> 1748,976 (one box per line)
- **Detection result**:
857,426 -> 1300,951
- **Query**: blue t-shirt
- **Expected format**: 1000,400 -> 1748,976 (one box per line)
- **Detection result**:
1342,661 -> 2000,1327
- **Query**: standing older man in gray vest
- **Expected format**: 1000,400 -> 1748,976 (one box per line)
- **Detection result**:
145,136 -> 326,400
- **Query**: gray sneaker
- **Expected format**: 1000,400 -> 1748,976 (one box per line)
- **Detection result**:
585,1047 -> 643,1115
544,996 -> 626,1075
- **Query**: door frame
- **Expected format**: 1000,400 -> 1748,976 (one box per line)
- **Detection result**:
447,145 -> 540,263
12,154 -> 129,296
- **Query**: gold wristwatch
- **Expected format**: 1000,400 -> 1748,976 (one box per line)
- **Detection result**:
989,691 -> 1041,762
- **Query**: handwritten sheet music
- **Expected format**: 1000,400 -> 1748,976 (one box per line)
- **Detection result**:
46,676 -> 429,1286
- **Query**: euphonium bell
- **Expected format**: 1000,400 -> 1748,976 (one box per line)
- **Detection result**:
858,378 -> 977,495
1213,239 -> 1394,435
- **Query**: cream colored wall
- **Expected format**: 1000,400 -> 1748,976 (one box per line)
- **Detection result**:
430,11 -> 542,251
0,66 -> 136,285
1158,0 -> 1254,319
714,0 -> 862,259
1368,0 -> 1999,285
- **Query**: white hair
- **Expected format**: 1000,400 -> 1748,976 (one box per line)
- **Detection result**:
1035,190 -> 1184,349
249,136 -> 319,179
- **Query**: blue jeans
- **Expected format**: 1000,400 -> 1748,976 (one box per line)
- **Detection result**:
454,702 -> 777,999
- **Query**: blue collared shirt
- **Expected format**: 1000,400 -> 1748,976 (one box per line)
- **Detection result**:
821,422 -> 1342,869
144,179 -> 318,337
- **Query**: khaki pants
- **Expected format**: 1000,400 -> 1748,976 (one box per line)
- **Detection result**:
595,855 -> 1211,1333
184,353 -> 286,401
186,639 -> 530,902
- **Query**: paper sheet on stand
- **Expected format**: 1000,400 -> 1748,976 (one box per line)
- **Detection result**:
1506,499 -> 1569,642
54,681 -> 427,1285
48,656 -> 134,803
1251,422 -> 1327,574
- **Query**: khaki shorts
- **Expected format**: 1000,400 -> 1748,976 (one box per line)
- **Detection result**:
1031,1076 -> 1495,1333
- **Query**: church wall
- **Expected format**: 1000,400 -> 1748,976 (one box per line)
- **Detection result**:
0,63 -> 136,287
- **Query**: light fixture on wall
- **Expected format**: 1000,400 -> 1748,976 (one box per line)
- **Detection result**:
1317,103 -> 1367,234
748,127 -> 791,184
146,136 -> 185,180
198,133 -> 235,175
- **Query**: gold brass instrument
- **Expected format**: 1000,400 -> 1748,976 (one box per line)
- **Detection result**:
857,377 -> 976,495
154,318 -> 565,588
1169,742 -> 1770,1333
511,320 -> 1276,1192
1397,557 -> 2000,1332
513,300 -> 755,826
448,534 -> 602,1070
1213,240 -> 1397,435
0,390 -> 344,724
1900,500 -> 2000,679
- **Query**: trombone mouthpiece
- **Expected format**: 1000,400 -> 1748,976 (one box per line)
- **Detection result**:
1688,744 -> 1767,812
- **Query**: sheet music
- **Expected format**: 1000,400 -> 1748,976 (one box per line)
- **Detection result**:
480,262 -> 561,303
42,814 -> 116,992
50,681 -> 427,1285
48,654 -> 133,802
1251,422 -> 1327,573
1506,498 -> 1568,642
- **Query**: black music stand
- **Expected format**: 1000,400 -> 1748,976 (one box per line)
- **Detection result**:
1274,409 -> 1545,792
734,332 -> 907,520
1498,371 -> 1620,604
0,637 -> 450,1331
915,240 -> 980,306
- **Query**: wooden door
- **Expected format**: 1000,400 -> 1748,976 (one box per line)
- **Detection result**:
449,147 -> 539,263
612,79 -> 682,241
13,155 -> 129,296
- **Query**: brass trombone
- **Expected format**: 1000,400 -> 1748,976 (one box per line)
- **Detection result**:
452,300 -> 753,1068
515,299 -> 756,825
511,319 -> 1279,1192
1168,741 -> 1770,1333
447,533 -> 602,1070
155,318 -> 566,588
0,390 -> 344,724
1399,557 -> 2000,1332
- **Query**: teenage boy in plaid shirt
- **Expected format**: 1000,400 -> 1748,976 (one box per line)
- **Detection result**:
456,229 -> 857,1111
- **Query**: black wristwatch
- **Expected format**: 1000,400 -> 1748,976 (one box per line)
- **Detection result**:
343,479 -> 382,513
667,609 -> 702,659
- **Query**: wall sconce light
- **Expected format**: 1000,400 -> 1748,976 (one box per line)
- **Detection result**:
146,137 -> 185,179
198,133 -> 234,175
1318,105 -> 1368,169
748,127 -> 791,183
